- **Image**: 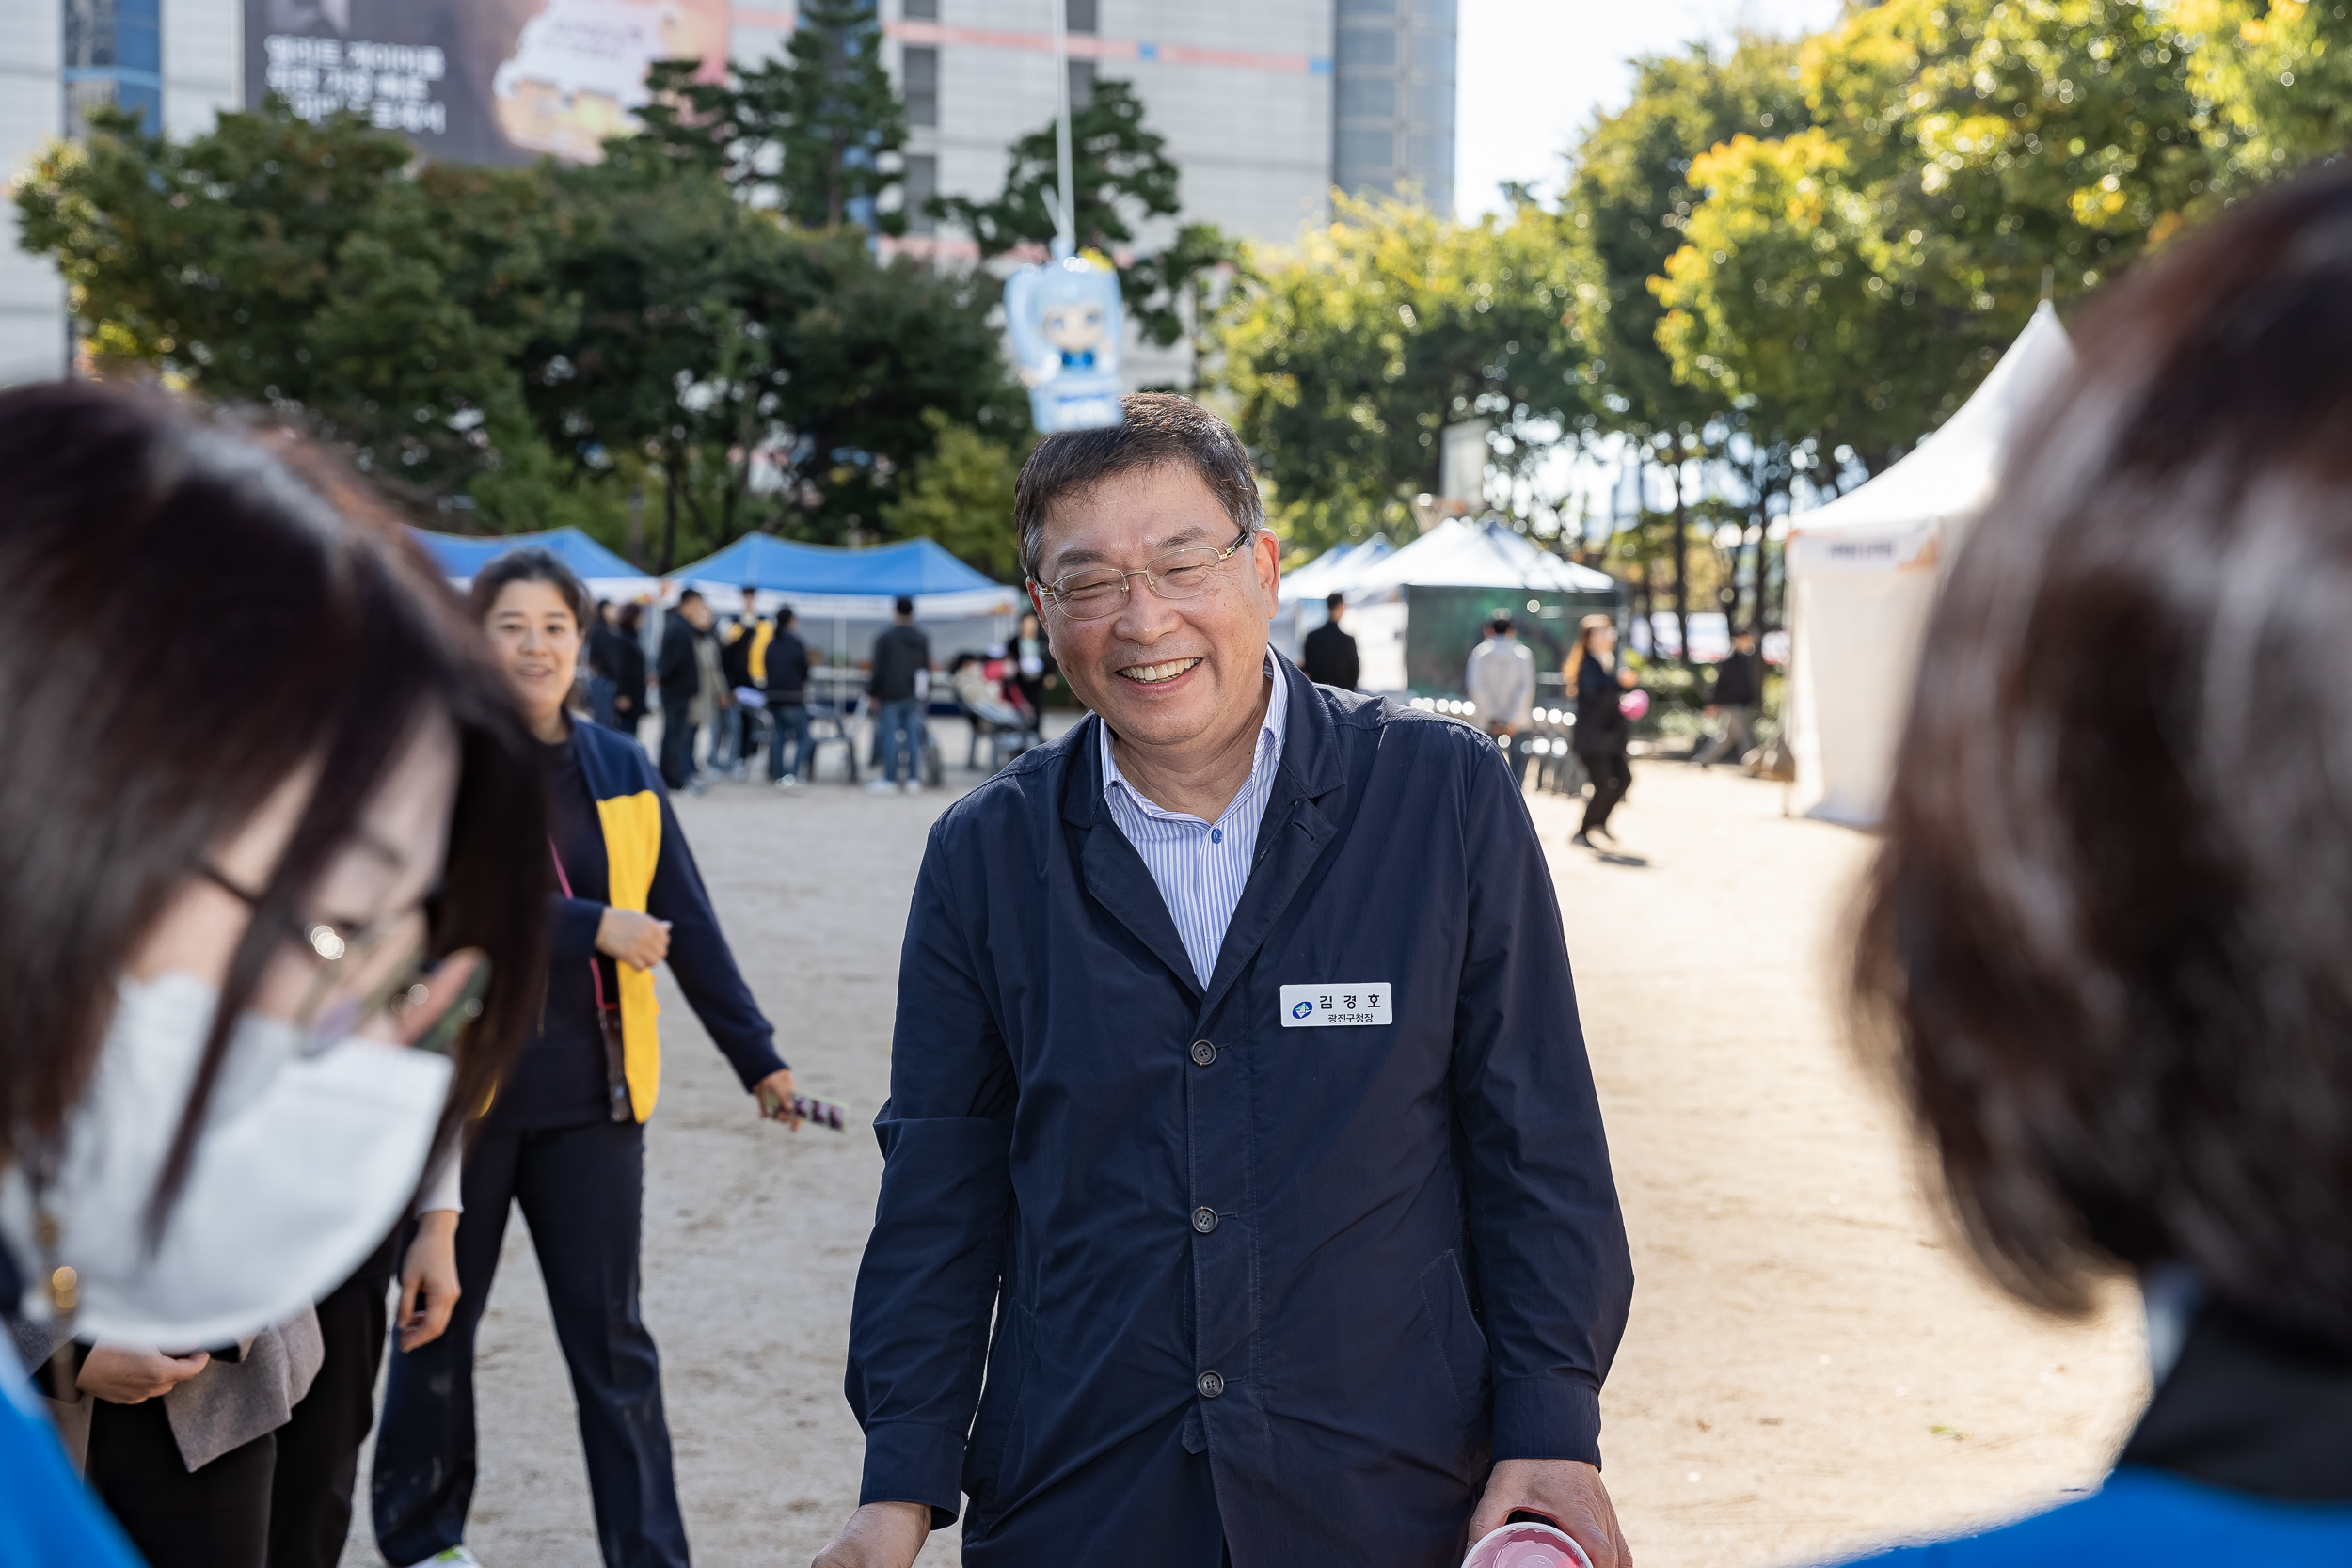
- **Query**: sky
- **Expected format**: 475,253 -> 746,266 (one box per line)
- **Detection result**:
1454,0 -> 1848,223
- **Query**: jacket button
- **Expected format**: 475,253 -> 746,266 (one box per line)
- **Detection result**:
1197,1370 -> 1225,1399
1188,1039 -> 1216,1067
1191,1206 -> 1218,1234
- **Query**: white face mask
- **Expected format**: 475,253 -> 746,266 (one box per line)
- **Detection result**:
0,970 -> 452,1348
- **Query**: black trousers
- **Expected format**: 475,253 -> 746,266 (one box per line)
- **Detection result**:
657,693 -> 696,789
373,1119 -> 687,1568
87,1393 -> 276,1568
267,1229 -> 401,1568
1579,749 -> 1632,834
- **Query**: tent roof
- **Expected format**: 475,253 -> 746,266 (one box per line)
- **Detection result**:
1342,518 -> 1617,595
669,533 -> 1003,598
408,525 -> 645,584
1790,301 -> 2075,544
1279,534 -> 1395,603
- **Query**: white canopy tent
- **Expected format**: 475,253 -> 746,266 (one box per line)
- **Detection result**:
1786,302 -> 2076,825
1344,518 -> 1617,597
1273,535 -> 1394,663
1277,518 -> 1618,692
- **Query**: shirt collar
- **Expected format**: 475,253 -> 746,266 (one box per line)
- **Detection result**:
1100,653 -> 1288,825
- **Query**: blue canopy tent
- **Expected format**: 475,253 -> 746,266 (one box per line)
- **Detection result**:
668,534 -> 1014,613
406,526 -> 657,599
667,533 -> 1024,675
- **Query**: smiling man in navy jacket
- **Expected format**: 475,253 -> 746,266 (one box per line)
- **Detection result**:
819,394 -> 1633,1568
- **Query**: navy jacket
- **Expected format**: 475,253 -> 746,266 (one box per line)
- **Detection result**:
545,720 -> 784,1118
847,659 -> 1631,1568
655,614 -> 699,700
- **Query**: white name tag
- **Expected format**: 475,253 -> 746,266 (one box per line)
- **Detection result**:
1280,983 -> 1393,1028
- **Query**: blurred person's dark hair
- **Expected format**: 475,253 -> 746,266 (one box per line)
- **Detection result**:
774,605 -> 796,628
1855,169 -> 2352,1352
1488,613 -> 1514,636
894,595 -> 915,617
676,588 -> 704,608
1327,592 -> 1345,610
618,603 -> 643,634
0,382 -> 547,1216
470,547 -> 591,629
1014,392 -> 1264,581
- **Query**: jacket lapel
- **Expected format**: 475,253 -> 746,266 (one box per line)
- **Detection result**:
1196,662 -> 1348,1022
1062,714 -> 1204,1000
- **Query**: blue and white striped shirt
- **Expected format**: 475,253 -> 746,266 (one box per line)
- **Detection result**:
1100,659 -> 1290,989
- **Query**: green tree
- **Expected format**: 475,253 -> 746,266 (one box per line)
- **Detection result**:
1213,191 -> 1595,556
1565,37 -> 1813,440
779,0 -> 909,230
936,78 -> 1178,258
880,410 -> 1031,580
2178,0 -> 2352,182
932,77 -> 1231,346
12,100 -> 568,513
1803,0 -> 2225,330
629,5 -> 908,235
1653,128 -> 1957,470
1562,36 -> 1812,661
524,150 -> 1021,564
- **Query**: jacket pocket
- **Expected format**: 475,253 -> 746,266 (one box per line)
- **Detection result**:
961,1298 -> 1038,1520
1419,1250 -> 1492,1418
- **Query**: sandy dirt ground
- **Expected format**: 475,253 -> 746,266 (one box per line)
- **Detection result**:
341,738 -> 2145,1568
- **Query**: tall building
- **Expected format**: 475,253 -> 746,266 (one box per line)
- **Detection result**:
731,0 -> 1455,252
0,0 -> 240,385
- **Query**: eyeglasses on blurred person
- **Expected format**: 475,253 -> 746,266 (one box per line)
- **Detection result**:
1843,169 -> 2352,1563
0,382 -> 547,1568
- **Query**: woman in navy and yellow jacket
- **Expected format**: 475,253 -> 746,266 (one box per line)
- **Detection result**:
375,550 -> 798,1568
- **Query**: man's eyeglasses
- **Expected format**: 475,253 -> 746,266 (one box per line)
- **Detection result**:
1034,527 -> 1256,623
200,867 -> 489,1058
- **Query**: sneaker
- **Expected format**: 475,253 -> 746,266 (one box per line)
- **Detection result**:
903,779 -> 924,796
774,775 -> 798,791
865,778 -> 898,795
423,1550 -> 485,1567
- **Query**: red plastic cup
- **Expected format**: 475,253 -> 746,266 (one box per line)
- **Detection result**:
1462,1520 -> 1595,1568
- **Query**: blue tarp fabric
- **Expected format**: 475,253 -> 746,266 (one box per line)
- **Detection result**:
667,534 -> 1004,596
406,526 -> 643,583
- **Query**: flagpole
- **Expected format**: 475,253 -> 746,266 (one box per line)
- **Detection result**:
1051,0 -> 1076,260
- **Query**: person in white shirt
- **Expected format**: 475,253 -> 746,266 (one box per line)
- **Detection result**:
1465,614 -> 1537,787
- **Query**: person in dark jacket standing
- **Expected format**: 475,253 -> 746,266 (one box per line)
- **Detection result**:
1696,629 -> 1761,769
1299,592 -> 1360,690
766,606 -> 815,789
654,592 -> 707,790
716,607 -> 758,778
1567,613 -> 1635,849
376,551 -> 802,1568
867,597 -> 931,795
818,395 -> 1631,1568
609,603 -> 650,742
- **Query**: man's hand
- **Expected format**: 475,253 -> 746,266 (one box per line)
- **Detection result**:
76,1344 -> 210,1404
596,907 -> 672,971
397,1209 -> 463,1352
753,1068 -> 802,1129
811,1500 -> 930,1568
1469,1459 -> 1629,1568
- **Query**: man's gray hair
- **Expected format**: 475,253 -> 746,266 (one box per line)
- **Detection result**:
1014,392 -> 1265,583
